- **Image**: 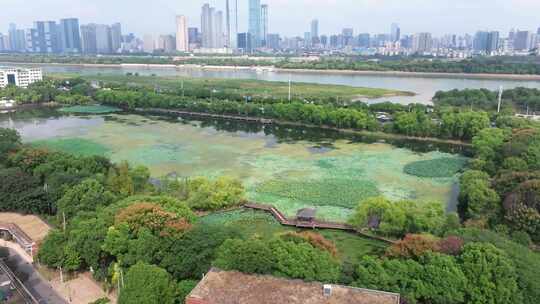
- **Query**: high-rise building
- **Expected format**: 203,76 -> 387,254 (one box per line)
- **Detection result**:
238,32 -> 252,53
110,23 -> 122,53
537,27 -> 540,36
27,21 -> 61,53
248,0 -> 262,48
473,31 -> 499,54
143,34 -> 155,53
80,24 -> 97,54
357,33 -> 370,48
390,23 -> 400,42
0,34 -> 7,51
304,32 -> 312,47
261,4 -> 268,47
342,28 -> 354,46
176,15 -> 189,52
201,4 -> 214,48
266,33 -> 280,50
59,18 -> 81,53
158,35 -> 176,53
214,10 -> 224,48
95,24 -> 112,54
8,24 -> 26,52
226,0 -> 238,49
412,32 -> 433,53
514,30 -> 533,51
310,19 -> 319,45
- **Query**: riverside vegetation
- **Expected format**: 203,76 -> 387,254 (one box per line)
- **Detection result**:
2,75 -> 540,303
3,54 -> 540,75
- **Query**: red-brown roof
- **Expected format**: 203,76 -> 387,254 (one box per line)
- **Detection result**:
186,268 -> 400,304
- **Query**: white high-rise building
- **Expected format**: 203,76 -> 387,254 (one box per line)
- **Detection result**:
0,67 -> 43,88
176,15 -> 189,52
201,4 -> 214,48
261,4 -> 268,46
226,0 -> 238,49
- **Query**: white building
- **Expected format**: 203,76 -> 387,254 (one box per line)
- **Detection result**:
0,67 -> 43,88
176,15 -> 189,52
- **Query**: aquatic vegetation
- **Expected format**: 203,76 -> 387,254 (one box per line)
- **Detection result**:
404,157 -> 468,178
256,179 -> 379,209
31,138 -> 110,156
59,105 -> 122,114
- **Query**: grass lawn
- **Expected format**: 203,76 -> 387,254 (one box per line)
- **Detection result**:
49,73 -> 413,102
199,209 -> 388,265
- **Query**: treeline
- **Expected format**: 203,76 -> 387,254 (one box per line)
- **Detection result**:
276,58 -> 540,75
94,87 -> 490,141
3,54 -> 540,75
433,87 -> 540,112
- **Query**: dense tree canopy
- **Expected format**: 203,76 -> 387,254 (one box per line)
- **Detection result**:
118,262 -> 176,304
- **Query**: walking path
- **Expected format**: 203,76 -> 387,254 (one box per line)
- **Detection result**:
243,203 -> 396,244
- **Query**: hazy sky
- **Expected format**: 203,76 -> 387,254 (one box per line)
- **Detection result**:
1,0 -> 539,37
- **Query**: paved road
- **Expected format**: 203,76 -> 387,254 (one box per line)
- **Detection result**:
6,248 -> 67,304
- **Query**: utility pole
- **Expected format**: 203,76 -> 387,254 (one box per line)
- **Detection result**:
497,85 -> 503,113
62,212 -> 66,232
288,75 -> 292,102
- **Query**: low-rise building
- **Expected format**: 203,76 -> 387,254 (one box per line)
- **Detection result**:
0,67 -> 43,88
186,268 -> 400,304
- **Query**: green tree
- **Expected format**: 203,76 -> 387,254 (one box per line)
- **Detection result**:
0,128 -> 21,163
57,179 -> 116,219
459,243 -> 522,304
214,238 -> 275,274
118,262 -> 176,304
0,167 -> 49,214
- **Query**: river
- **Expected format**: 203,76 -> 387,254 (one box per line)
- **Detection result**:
2,62 -> 540,104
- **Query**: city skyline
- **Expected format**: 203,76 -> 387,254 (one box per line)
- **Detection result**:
2,0 -> 540,38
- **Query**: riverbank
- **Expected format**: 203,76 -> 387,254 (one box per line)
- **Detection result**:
4,61 -> 540,81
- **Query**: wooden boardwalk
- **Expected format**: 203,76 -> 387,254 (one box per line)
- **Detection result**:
244,203 -> 395,244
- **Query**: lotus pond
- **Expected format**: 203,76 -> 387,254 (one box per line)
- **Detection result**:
0,108 -> 468,222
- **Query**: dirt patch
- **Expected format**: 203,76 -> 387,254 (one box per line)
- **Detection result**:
0,213 -> 50,242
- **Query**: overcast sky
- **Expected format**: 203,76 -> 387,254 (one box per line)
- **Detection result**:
1,0 -> 539,37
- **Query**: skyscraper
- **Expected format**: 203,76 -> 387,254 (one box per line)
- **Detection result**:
80,24 -> 97,54
342,28 -> 354,46
176,15 -> 189,52
59,18 -> 81,53
143,34 -> 155,53
95,24 -> 112,54
248,0 -> 262,49
201,4 -> 214,48
214,10 -> 224,48
225,0 -> 238,49
27,21 -> 61,53
473,31 -> 499,54
412,32 -> 433,53
311,19 -> 319,41
390,23 -> 400,42
110,23 -> 123,53
8,24 -> 26,52
238,32 -> 252,53
261,4 -> 268,47
514,30 -> 533,51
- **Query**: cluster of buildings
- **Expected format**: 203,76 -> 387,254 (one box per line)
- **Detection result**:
297,22 -> 540,57
0,19 -> 127,55
0,1 -> 539,57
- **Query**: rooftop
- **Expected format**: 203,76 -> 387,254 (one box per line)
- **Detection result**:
186,269 -> 400,304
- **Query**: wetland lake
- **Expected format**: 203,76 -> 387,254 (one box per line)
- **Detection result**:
1,108 -> 468,222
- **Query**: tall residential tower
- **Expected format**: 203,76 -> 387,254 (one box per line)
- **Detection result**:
248,0 -> 262,48
176,15 -> 189,52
